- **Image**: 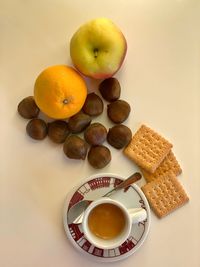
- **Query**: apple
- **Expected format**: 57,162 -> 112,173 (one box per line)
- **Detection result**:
70,18 -> 127,79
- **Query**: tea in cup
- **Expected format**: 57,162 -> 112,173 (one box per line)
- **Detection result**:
82,197 -> 147,249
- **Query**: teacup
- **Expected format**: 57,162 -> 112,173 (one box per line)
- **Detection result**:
82,197 -> 147,250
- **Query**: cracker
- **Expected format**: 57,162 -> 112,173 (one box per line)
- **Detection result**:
124,125 -> 172,173
141,172 -> 189,218
141,151 -> 182,182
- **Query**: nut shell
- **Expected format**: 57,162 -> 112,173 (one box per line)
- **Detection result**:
68,112 -> 92,133
84,123 -> 107,145
88,145 -> 111,169
107,125 -> 132,149
26,118 -> 47,140
82,93 -> 103,116
99,78 -> 121,102
18,96 -> 39,119
48,120 -> 70,143
63,135 -> 88,160
107,100 -> 130,124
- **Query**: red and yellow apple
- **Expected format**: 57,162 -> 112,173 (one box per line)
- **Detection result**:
70,18 -> 127,79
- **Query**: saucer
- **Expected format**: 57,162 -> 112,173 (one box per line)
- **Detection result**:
63,173 -> 151,262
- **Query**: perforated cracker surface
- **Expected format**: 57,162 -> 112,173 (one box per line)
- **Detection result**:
141,172 -> 189,218
124,125 -> 172,173
141,151 -> 182,182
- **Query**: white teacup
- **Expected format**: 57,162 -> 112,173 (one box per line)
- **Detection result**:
82,197 -> 147,250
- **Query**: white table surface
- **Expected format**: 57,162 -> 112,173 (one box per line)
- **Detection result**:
1,0 -> 200,266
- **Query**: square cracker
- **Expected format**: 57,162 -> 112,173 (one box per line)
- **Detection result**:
141,151 -> 182,182
124,125 -> 172,173
141,172 -> 189,218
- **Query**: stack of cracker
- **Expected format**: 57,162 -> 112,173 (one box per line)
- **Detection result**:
124,125 -> 189,218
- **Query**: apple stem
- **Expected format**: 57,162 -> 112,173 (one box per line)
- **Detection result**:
94,48 -> 99,58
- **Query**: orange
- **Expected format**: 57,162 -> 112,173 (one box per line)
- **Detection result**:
34,65 -> 87,119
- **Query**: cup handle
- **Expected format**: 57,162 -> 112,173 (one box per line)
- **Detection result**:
128,208 -> 147,224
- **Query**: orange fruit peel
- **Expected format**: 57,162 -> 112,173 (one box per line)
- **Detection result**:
34,65 -> 87,119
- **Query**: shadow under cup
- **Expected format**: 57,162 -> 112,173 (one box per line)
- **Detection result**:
82,198 -> 132,250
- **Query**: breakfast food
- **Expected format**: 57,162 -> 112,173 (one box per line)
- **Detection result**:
70,18 -> 127,79
107,100 -> 131,124
124,125 -> 172,173
142,172 -> 189,218
26,118 -> 47,140
82,93 -> 104,116
141,151 -> 182,182
17,19 -> 130,169
18,75 -> 132,168
34,65 -> 87,119
63,135 -> 88,160
107,125 -> 132,149
48,120 -> 70,143
124,124 -> 188,218
68,112 -> 92,133
84,123 -> 107,145
88,203 -> 125,240
99,78 -> 121,102
18,96 -> 39,119
88,145 -> 111,169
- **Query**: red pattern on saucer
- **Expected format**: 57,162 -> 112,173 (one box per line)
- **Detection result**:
64,175 -> 150,261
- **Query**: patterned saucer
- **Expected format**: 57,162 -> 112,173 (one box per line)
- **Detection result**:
63,173 -> 151,262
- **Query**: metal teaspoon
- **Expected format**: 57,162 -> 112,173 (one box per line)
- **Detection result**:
67,172 -> 142,225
